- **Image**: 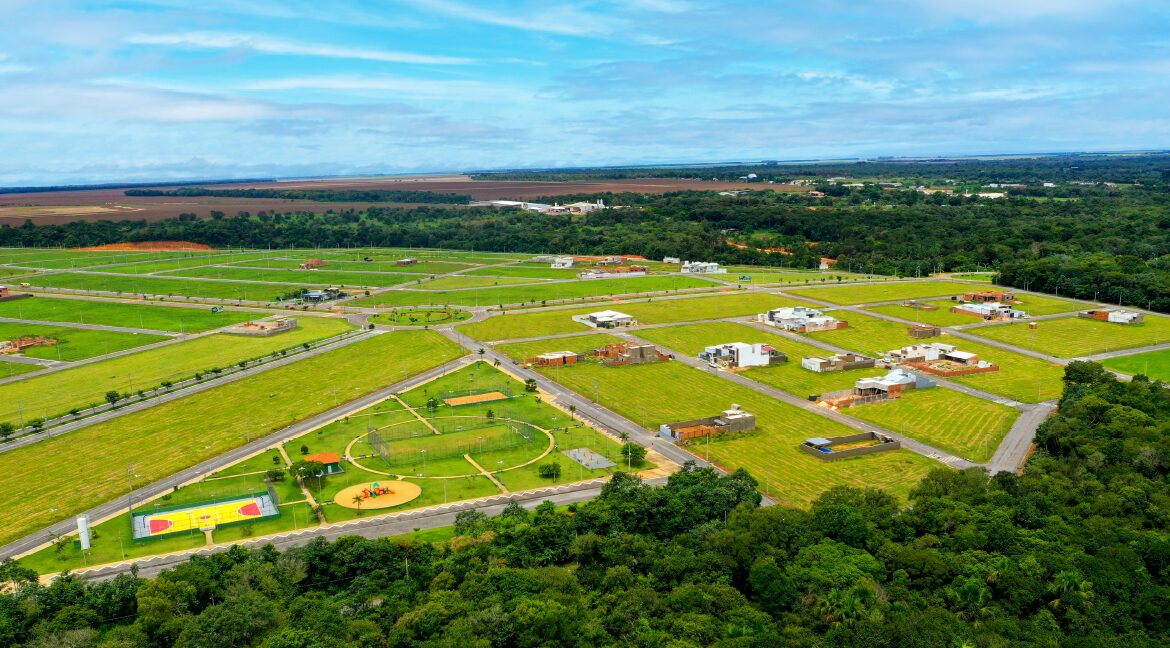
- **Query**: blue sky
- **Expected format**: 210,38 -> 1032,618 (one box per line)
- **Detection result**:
1,0 -> 1168,185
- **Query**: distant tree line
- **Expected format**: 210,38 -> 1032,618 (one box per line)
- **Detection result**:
123,188 -> 473,204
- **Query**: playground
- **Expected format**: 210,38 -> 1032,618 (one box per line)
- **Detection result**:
133,493 -> 277,539
334,480 -> 422,509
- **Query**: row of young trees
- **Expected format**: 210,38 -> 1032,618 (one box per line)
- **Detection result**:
2,361 -> 1169,647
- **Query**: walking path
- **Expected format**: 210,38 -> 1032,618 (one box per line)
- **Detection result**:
465,454 -> 510,494
392,394 -> 441,434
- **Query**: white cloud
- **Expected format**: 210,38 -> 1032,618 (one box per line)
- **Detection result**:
126,31 -> 472,65
240,75 -> 532,101
409,0 -> 626,37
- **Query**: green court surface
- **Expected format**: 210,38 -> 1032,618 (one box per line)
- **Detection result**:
0,322 -> 168,361
846,387 -> 1019,462
0,296 -> 255,332
968,314 -> 1170,358
786,280 -> 975,305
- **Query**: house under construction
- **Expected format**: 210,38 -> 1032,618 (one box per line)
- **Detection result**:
590,342 -> 670,366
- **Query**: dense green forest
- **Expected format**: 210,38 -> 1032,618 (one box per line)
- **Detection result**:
123,188 -> 472,204
2,363 -> 1168,647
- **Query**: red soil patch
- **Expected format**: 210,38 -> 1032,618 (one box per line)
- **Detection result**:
75,241 -> 214,251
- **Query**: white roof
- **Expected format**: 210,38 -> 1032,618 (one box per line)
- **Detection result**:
589,310 -> 633,321
948,351 -> 977,360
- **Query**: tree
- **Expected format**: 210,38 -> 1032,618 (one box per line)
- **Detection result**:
538,462 -> 562,480
525,378 -> 538,392
454,509 -> 488,536
0,422 -> 13,440
620,443 -> 647,467
351,494 -> 363,516
105,390 -> 121,405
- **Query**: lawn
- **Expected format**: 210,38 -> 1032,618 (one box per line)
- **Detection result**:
26,273 -> 314,301
417,275 -> 546,290
537,360 -> 941,505
846,388 -> 1019,462
1010,294 -> 1084,316
465,266 -> 586,280
460,292 -> 809,342
865,302 -> 983,327
950,273 -> 995,282
369,308 -> 472,326
0,329 -> 466,546
349,275 -> 724,308
967,315 -> 1170,358
0,296 -> 256,332
163,266 -> 417,288
102,252 -> 283,274
230,259 -> 471,275
786,280 -> 976,305
0,322 -> 169,361
802,312 -> 927,358
0,315 -> 352,428
19,251 -> 210,270
496,333 -> 625,361
634,322 -> 870,399
1102,349 -> 1170,381
719,271 -> 869,285
941,337 -> 1066,403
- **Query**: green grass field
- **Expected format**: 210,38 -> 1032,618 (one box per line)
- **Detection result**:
865,302 -> 984,327
0,296 -> 255,332
847,388 -> 1019,462
0,322 -> 169,361
164,266 -> 417,287
232,258 -> 471,274
538,360 -> 941,505
940,337 -> 1066,403
496,333 -> 624,361
369,308 -> 472,326
417,275 -> 546,290
802,312 -> 927,357
968,315 -> 1170,357
0,329 -> 466,546
787,280 -> 976,305
950,273 -> 995,282
0,316 -> 352,427
465,266 -> 586,280
634,322 -> 869,398
350,275 -> 725,308
460,292 -> 808,342
1009,294 -> 1084,316
26,273 -> 314,301
720,271 -> 869,284
1101,349 -> 1170,381
18,251 -> 213,270
103,252 -> 283,274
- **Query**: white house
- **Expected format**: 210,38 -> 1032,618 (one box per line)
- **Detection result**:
572,310 -> 637,329
698,342 -> 783,369
681,261 -> 725,274
551,256 -> 575,268
952,301 -> 1028,320
662,256 -> 681,264
758,306 -> 845,332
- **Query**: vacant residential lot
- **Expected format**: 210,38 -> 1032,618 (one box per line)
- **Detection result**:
0,296 -> 254,332
1102,349 -> 1170,381
417,275 -> 545,290
0,329 -> 465,546
497,333 -> 625,361
462,292 -> 808,342
0,316 -> 351,427
803,312 -> 926,358
0,322 -> 168,361
865,302 -> 983,327
847,388 -> 1019,462
104,252 -> 282,274
538,360 -> 940,505
16,251 -> 207,269
968,315 -> 1170,357
465,266 -> 585,280
26,273 -> 313,301
164,266 -> 417,288
942,337 -> 1066,402
351,275 -> 724,308
787,280 -> 975,305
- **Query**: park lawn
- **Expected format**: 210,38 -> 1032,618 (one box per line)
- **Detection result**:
0,296 -> 256,332
1102,349 -> 1170,381
967,315 -> 1170,358
417,275 -> 547,290
847,388 -> 1019,463
539,360 -> 941,505
26,273 -> 313,301
786,280 -> 975,305
865,302 -> 982,327
465,266 -> 586,280
634,322 -> 868,398
0,322 -> 169,361
460,291 -> 810,342
320,474 -> 499,524
0,315 -> 352,428
942,337 -> 1066,403
0,328 -> 466,546
164,266 -> 417,288
208,449 -> 286,478
802,312 -> 924,358
102,252 -> 282,274
496,333 -> 625,361
349,275 -> 724,308
369,308 -> 472,326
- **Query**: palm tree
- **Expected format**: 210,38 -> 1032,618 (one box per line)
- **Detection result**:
352,494 -> 364,516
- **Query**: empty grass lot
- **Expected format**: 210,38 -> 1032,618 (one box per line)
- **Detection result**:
26,273 -> 312,301
634,322 -> 869,398
461,292 -> 809,342
465,266 -> 586,280
1101,349 -> 1170,381
349,275 -> 724,308
938,337 -> 1066,403
417,275 -> 546,290
865,302 -> 985,327
496,333 -> 625,361
721,272 -> 869,285
164,266 -> 417,287
0,322 -> 168,361
18,251 -> 211,270
103,252 -> 283,274
968,315 -> 1170,358
949,273 -> 995,282
847,388 -> 1019,462
538,360 -> 941,505
0,329 -> 465,546
0,296 -> 254,332
787,280 -> 975,305
0,316 -> 351,427
802,312 -> 928,357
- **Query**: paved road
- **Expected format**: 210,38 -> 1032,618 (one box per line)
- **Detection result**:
0,315 -> 178,337
987,400 -> 1057,474
0,355 -> 60,367
1083,342 -> 1170,362
0,329 -> 374,455
0,352 -> 476,562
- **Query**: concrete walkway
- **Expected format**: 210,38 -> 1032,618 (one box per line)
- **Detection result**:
465,454 -> 510,494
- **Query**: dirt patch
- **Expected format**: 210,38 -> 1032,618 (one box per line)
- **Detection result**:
442,391 -> 510,407
75,241 -> 215,251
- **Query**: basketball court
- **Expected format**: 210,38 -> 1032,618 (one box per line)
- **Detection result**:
133,494 -> 278,539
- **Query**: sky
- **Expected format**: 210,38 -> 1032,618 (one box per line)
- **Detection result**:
1,0 -> 1168,186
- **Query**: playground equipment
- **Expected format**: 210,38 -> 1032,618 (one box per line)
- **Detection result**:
335,481 -> 422,509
